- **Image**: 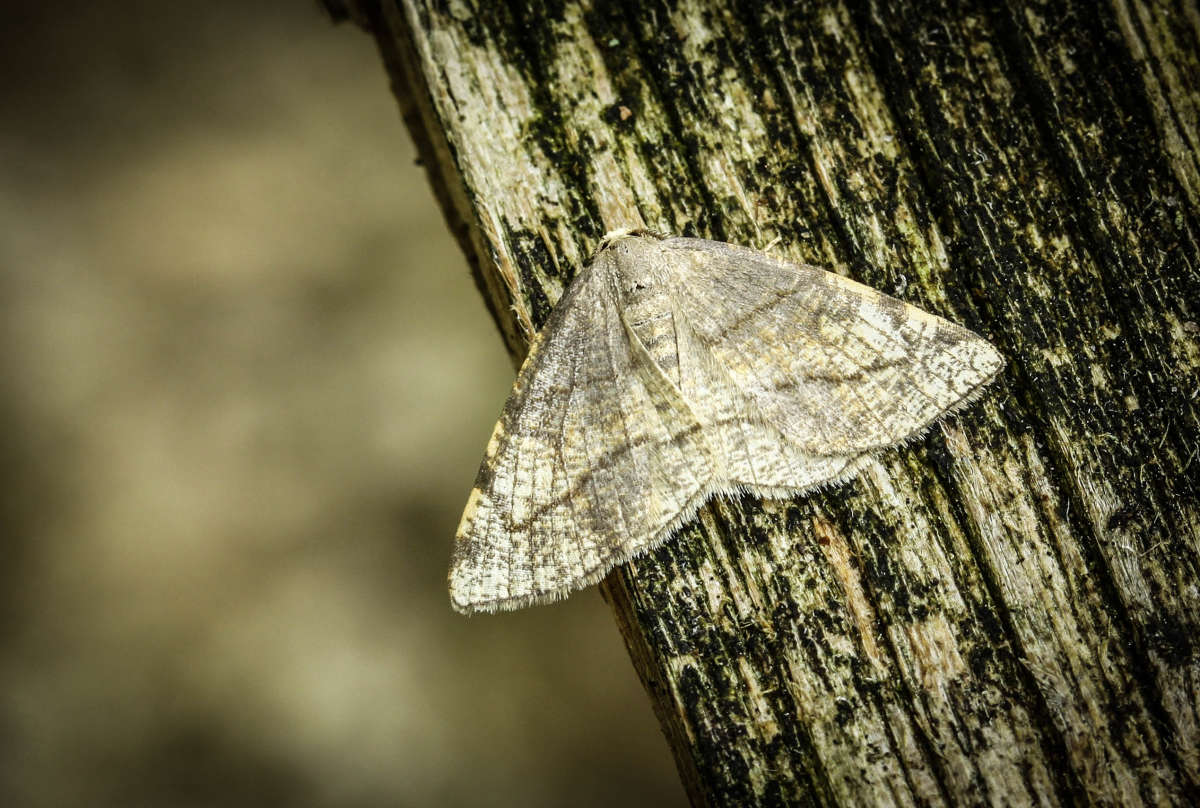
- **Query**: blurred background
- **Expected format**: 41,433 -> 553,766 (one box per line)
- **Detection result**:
0,2 -> 683,805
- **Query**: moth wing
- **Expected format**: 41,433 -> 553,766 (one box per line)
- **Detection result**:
662,237 -> 1003,458
661,308 -> 872,495
450,259 -> 715,614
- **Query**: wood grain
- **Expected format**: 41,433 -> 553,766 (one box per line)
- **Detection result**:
326,1 -> 1200,804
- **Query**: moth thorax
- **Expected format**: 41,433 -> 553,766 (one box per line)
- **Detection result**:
608,243 -> 681,383
623,288 -> 682,385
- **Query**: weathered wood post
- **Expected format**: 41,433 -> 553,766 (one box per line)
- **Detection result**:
325,1 -> 1200,804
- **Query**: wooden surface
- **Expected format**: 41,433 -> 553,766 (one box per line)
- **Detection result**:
325,1 -> 1200,804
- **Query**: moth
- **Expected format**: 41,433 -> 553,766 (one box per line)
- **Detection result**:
451,230 -> 1002,613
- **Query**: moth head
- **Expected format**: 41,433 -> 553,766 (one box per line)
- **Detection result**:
601,235 -> 670,305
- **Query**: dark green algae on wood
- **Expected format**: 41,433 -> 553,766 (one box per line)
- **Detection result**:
327,0 -> 1200,804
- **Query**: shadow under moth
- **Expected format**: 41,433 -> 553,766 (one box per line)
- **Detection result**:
451,230 -> 1002,614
